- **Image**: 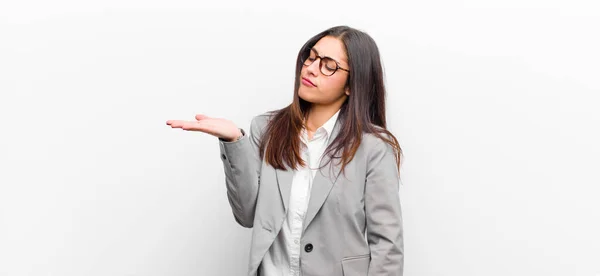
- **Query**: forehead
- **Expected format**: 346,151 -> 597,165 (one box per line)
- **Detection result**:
312,36 -> 347,63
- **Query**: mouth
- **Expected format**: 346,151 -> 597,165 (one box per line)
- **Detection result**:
301,77 -> 316,87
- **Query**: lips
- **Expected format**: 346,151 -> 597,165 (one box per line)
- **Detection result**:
301,77 -> 316,87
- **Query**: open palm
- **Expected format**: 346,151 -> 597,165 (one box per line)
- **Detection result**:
166,114 -> 241,141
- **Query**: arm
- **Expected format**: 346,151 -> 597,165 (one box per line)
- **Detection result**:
365,139 -> 404,276
218,115 -> 264,228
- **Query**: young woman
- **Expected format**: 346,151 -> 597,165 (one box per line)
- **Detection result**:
167,25 -> 403,276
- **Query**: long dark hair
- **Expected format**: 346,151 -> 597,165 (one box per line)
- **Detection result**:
259,25 -> 402,177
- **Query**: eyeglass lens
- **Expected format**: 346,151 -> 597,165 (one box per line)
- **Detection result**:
303,50 -> 339,76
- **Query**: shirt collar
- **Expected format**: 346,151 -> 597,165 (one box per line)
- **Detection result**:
301,108 -> 341,143
320,108 -> 341,138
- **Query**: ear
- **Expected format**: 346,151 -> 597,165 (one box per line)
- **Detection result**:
344,86 -> 350,96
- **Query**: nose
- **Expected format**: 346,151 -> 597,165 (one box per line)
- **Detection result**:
306,57 -> 321,76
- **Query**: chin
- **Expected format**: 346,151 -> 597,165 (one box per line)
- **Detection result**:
298,90 -> 315,103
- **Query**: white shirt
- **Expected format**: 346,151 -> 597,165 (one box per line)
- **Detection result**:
260,109 -> 341,276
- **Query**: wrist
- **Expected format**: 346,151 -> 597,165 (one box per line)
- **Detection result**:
233,128 -> 245,141
221,128 -> 244,142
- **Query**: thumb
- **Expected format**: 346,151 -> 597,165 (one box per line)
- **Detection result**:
195,114 -> 210,121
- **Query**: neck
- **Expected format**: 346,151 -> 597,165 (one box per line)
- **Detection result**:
305,100 -> 344,132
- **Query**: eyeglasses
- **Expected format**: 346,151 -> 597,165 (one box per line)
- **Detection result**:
302,48 -> 350,76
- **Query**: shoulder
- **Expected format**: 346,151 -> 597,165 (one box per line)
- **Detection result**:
248,110 -> 278,138
250,110 -> 277,130
361,124 -> 396,157
252,110 -> 276,124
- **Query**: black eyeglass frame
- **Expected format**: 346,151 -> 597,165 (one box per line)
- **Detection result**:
302,48 -> 350,76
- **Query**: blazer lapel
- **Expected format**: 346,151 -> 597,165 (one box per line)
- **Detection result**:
274,115 -> 345,231
302,116 -> 343,232
275,162 -> 294,212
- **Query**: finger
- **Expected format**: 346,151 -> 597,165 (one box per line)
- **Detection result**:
182,121 -> 209,132
195,114 -> 210,121
167,120 -> 190,128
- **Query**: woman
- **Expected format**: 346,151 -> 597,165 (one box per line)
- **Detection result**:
167,25 -> 403,276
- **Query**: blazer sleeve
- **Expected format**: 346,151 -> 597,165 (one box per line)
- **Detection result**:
218,115 -> 264,228
365,138 -> 404,276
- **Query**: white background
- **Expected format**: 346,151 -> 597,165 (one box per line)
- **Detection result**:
1,0 -> 599,275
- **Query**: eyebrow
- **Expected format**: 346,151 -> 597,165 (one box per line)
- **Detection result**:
311,47 -> 347,64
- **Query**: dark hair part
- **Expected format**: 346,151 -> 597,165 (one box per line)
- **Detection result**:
259,25 -> 402,178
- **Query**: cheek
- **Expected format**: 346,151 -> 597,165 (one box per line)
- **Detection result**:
300,67 -> 307,76
321,75 -> 347,94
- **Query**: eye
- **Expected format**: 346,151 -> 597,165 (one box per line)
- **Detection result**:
324,59 -> 337,71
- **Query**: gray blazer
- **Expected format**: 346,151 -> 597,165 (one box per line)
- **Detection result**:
218,111 -> 403,276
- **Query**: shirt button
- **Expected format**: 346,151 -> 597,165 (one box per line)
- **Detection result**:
294,240 -> 299,244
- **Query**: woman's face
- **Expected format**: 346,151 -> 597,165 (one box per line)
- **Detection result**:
298,36 -> 350,106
